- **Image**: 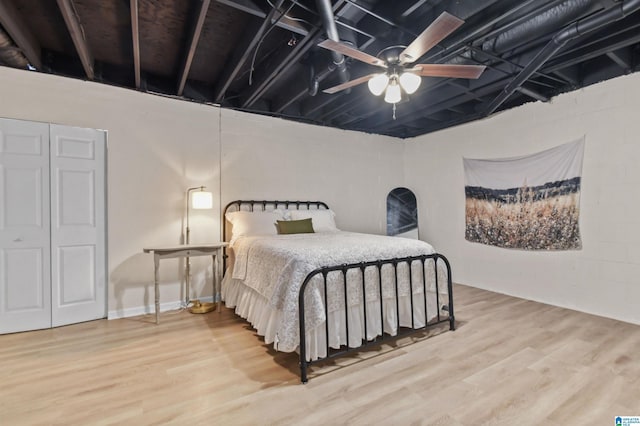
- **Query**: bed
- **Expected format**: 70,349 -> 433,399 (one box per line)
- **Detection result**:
222,200 -> 454,383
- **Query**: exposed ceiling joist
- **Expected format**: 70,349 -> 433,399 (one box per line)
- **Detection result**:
177,0 -> 211,96
552,68 -> 580,86
484,1 -> 640,116
240,0 -> 350,108
424,0 -> 582,66
371,77 -> 511,131
517,85 -> 549,102
0,0 -> 42,69
316,93 -> 363,121
468,45 -> 568,86
274,66 -> 333,113
216,0 -> 309,36
446,105 -> 466,114
213,0 -> 286,103
606,49 -> 632,71
56,0 -> 94,80
241,27 -> 321,108
545,31 -> 640,73
130,0 -> 141,89
301,93 -> 340,116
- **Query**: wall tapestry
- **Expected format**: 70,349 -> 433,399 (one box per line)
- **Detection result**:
463,138 -> 584,250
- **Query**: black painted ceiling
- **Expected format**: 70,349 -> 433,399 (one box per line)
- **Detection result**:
1,0 -> 639,138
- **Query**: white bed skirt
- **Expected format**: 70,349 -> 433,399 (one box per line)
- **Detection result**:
222,272 -> 447,361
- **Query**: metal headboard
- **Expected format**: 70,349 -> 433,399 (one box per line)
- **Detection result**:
222,200 -> 330,270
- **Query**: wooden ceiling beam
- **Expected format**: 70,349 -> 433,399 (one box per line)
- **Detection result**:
216,0 -> 309,36
240,0 -> 350,109
56,0 -> 94,80
213,0 -> 286,103
240,27 -> 321,108
130,0 -> 141,89
177,0 -> 211,96
0,0 -> 42,69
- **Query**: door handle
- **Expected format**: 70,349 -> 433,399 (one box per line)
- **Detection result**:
13,237 -> 22,242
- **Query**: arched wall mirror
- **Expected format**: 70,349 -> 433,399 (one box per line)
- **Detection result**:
386,187 -> 419,239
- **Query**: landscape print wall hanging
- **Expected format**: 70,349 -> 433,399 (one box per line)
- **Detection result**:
463,138 -> 585,250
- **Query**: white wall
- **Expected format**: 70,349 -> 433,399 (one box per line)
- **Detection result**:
405,72 -> 640,325
4,64 -> 636,325
220,109 -> 402,233
0,67 -> 401,318
0,67 -> 221,318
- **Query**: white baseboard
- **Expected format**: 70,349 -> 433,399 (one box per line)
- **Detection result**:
107,296 -> 214,320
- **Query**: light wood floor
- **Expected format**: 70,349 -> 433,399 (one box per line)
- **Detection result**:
1,284 -> 639,425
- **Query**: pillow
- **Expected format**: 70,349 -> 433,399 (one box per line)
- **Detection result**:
289,209 -> 338,232
277,218 -> 314,234
277,209 -> 292,220
225,210 -> 284,244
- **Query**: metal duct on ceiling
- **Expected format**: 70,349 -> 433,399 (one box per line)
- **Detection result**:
483,0 -> 601,53
441,1 -> 606,83
402,1 -> 602,72
315,0 -> 350,85
485,0 -> 640,115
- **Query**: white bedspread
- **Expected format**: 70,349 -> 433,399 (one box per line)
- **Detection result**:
229,232 -> 443,352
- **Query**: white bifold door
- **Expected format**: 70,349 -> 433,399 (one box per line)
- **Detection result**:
0,118 -> 106,334
49,124 -> 106,327
0,119 -> 51,333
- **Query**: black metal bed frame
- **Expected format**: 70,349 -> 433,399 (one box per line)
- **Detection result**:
298,255 -> 453,383
223,200 -> 454,384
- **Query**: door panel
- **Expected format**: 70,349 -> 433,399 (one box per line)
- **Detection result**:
0,131 -> 43,156
3,167 -> 43,227
58,245 -> 95,305
3,248 -> 45,310
0,118 -> 51,334
58,169 -> 95,227
50,125 -> 106,327
56,136 -> 95,159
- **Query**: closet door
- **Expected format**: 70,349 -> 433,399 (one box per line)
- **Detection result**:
0,118 -> 52,334
50,125 -> 106,327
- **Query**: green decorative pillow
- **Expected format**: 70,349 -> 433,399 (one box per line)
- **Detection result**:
277,218 -> 314,234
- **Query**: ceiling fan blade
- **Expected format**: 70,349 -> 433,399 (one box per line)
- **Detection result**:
412,64 -> 486,79
399,12 -> 464,64
318,40 -> 387,68
322,74 -> 378,94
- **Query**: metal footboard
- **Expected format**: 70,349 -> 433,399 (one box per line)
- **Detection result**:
298,254 -> 454,383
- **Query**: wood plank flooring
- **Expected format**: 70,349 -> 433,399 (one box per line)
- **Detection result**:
1,284 -> 639,425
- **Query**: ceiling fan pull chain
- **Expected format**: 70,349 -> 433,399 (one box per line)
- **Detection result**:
392,103 -> 397,120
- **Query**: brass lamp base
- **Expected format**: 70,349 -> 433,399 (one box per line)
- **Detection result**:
188,300 -> 217,314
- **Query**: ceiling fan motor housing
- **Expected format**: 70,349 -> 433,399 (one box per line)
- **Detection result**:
377,45 -> 407,65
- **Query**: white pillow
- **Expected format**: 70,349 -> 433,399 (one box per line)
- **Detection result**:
225,210 -> 284,243
289,209 -> 338,232
277,209 -> 292,220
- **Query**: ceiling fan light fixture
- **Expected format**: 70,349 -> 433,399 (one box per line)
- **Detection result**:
368,73 -> 389,96
399,71 -> 421,94
384,79 -> 402,104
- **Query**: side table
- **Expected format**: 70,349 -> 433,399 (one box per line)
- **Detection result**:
142,243 -> 228,324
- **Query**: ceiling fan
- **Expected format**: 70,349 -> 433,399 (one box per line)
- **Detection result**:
317,12 -> 486,113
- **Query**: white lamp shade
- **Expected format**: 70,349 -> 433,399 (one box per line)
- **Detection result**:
399,72 -> 421,94
191,191 -> 213,209
367,73 -> 389,96
384,81 -> 402,104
